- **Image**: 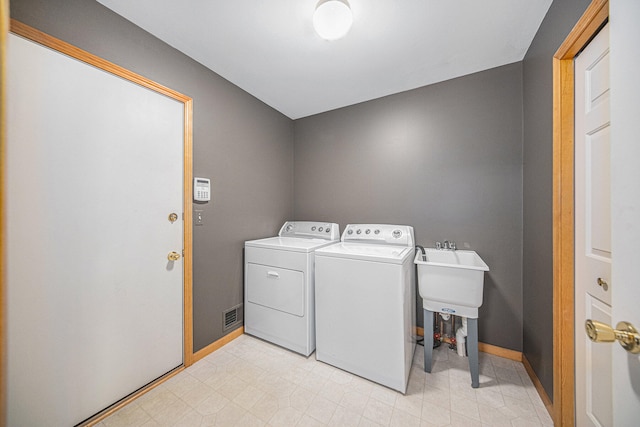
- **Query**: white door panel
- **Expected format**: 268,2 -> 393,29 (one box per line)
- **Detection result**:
585,295 -> 613,427
7,34 -> 184,426
575,24 -> 611,427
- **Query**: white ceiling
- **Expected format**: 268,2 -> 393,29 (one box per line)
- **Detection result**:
97,0 -> 552,120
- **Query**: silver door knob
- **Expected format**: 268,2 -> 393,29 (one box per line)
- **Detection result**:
585,319 -> 640,353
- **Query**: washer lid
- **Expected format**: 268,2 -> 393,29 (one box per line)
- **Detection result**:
245,236 -> 338,253
315,242 -> 413,264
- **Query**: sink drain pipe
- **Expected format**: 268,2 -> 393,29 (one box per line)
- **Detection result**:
456,316 -> 468,357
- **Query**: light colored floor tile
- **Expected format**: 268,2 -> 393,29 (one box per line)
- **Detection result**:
180,380 -> 215,408
348,376 -> 376,396
269,406 -> 305,427
289,386 -> 317,412
390,407 -> 422,427
306,395 -> 338,424
421,400 -> 451,426
341,389 -> 371,414
282,365 -> 313,385
187,360 -> 219,383
534,405 -> 554,426
499,395 -> 538,419
99,335 -> 554,427
425,370 -> 450,391
194,390 -> 230,416
394,393 -> 423,418
362,397 -> 394,426
102,403 -> 151,427
213,402 -> 246,426
450,410 -> 483,427
359,417 -> 385,427
162,372 -> 202,398
370,385 -> 398,407
236,411 -> 266,426
476,387 -> 506,408
217,376 -> 250,400
298,413 -> 328,427
328,406 -> 362,427
233,384 -> 266,410
150,398 -> 191,426
298,371 -> 330,393
450,395 -> 480,421
319,378 -> 348,403
510,416 -> 544,427
423,384 -> 451,410
479,403 -> 518,425
137,389 -> 180,417
249,393 -> 280,422
172,409 -> 203,427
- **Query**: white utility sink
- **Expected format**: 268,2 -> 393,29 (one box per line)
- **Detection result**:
414,249 -> 489,317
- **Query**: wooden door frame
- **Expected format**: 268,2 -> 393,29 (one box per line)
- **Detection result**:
5,20 -> 195,421
552,1 -> 608,426
1,1 -> 8,426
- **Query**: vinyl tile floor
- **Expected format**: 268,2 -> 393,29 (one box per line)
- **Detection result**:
98,334 -> 554,427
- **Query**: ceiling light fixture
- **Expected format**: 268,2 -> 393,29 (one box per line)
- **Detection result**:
313,0 -> 353,41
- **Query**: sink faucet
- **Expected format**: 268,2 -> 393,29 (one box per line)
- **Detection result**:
438,240 -> 457,251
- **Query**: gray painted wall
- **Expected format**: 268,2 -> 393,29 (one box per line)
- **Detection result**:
294,63 -> 524,351
10,0 -> 294,352
522,0 -> 591,399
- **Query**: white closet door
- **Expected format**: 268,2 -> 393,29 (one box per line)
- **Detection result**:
575,24 -> 612,427
7,34 -> 184,426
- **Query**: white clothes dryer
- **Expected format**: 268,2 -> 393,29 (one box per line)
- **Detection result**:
244,221 -> 339,356
314,224 -> 416,393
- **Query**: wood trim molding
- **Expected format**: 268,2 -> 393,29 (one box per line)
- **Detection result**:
9,20 -> 191,104
8,17 -> 196,373
192,327 -> 245,363
1,1 -> 9,426
478,342 -> 522,362
523,355 -> 553,418
182,98 -> 194,367
552,1 -> 608,426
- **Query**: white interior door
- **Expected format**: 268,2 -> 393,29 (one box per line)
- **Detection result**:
7,34 -> 184,426
575,24 -> 612,427
610,1 -> 640,423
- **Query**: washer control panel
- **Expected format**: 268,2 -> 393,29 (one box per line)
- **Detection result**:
342,224 -> 414,247
278,221 -> 340,240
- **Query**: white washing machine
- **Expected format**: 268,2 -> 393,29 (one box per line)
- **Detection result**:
314,224 -> 416,393
244,221 -> 340,356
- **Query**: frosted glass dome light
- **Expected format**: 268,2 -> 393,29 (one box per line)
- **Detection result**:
313,0 -> 353,41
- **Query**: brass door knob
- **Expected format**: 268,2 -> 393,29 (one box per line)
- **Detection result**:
597,277 -> 609,290
167,251 -> 181,261
585,319 -> 640,354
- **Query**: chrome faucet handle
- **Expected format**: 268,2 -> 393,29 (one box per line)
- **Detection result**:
450,242 -> 457,251
435,241 -> 442,250
443,240 -> 450,250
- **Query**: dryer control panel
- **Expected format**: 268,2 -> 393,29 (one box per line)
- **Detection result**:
342,224 -> 415,247
278,221 -> 340,241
